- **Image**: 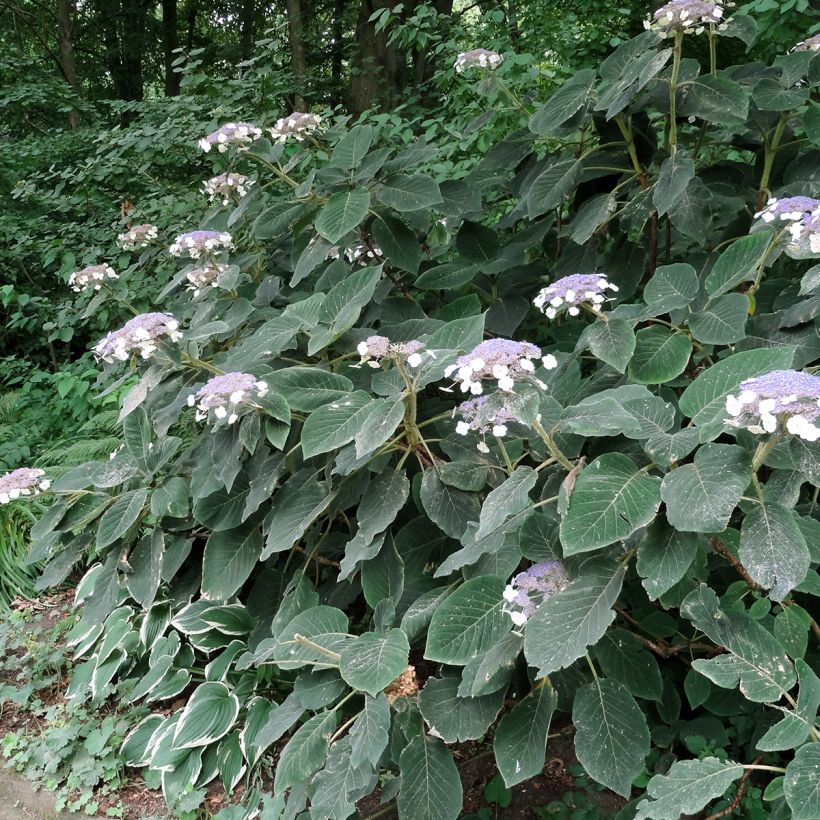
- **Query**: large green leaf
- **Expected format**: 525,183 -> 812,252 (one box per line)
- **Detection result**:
705,230 -> 774,297
357,469 -> 409,543
681,75 -> 749,124
301,391 -> 376,458
654,152 -> 695,216
96,488 -> 148,549
273,710 -> 338,792
594,628 -> 662,701
263,368 -> 353,412
172,682 -> 240,750
354,397 -> 405,459
329,124 -> 373,169
339,629 -> 410,696
372,213 -> 422,273
526,159 -> 582,218
678,347 -> 795,441
125,528 -> 164,609
262,472 -> 333,558
397,735 -> 462,820
582,319 -> 636,374
628,326 -> 691,385
529,69 -> 596,134
425,576 -> 509,665
682,585 -> 795,702
202,523 -> 262,600
377,174 -> 442,212
493,682 -> 558,787
559,454 -> 661,554
573,677 -> 650,797
524,559 -> 625,677
688,293 -> 749,344
784,742 -> 820,819
757,659 -> 820,752
316,265 -> 383,341
350,693 -> 391,768
636,518 -> 699,599
660,443 -> 750,532
419,468 -> 480,540
418,677 -> 505,742
739,502 -> 810,601
635,757 -> 744,820
644,263 -> 699,310
475,467 -> 536,541
315,189 -> 371,243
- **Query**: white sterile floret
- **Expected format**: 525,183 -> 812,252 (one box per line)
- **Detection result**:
117,223 -> 158,251
0,467 -> 50,505
269,112 -> 322,142
192,372 -> 269,424
724,369 -> 820,442
354,335 -> 427,369
93,313 -> 182,363
454,48 -> 504,73
186,263 -> 228,297
68,264 -> 118,293
534,273 -> 618,320
169,230 -> 233,258
198,122 -> 262,153
202,173 -> 255,205
445,339 -> 546,396
502,561 -> 570,627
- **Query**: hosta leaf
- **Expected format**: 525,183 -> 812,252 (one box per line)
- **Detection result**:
559,454 -> 661,554
785,742 -> 820,819
273,710 -> 338,792
660,443 -> 750,532
126,528 -> 164,609
397,735 -> 462,820
425,576 -> 509,665
524,559 -> 625,677
635,757 -> 744,819
315,189 -> 370,242
678,347 -> 795,441
573,677 -> 650,797
637,518 -> 699,599
628,326 -> 691,385
493,682 -> 558,787
339,629 -> 410,696
581,319 -> 636,373
172,682 -> 240,750
419,677 -> 505,743
739,502 -> 809,601
202,523 -> 262,600
682,584 -> 795,702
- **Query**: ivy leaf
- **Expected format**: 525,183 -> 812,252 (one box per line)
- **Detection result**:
425,576 -> 509,665
397,735 -> 462,820
559,454 -> 661,554
339,629 -> 410,696
581,319 -> 636,373
785,742 -> 820,819
573,677 -> 650,797
628,326 -> 692,385
493,682 -> 558,787
739,503 -> 810,601
315,188 -> 371,243
660,443 -> 750,532
635,757 -> 744,820
637,518 -> 699,599
524,559 -> 625,677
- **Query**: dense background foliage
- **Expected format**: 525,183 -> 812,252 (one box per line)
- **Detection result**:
2,0 -> 820,818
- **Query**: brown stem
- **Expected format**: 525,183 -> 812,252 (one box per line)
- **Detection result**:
704,757 -> 762,820
710,537 -> 761,591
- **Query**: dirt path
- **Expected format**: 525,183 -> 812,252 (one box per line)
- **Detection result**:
0,768 -> 76,820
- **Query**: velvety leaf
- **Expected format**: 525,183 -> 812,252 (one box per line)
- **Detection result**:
529,69 -> 596,134
784,742 -> 820,819
301,391 -> 376,458
526,159 -> 582,218
654,152 -> 695,216
628,326 -> 691,385
273,710 -> 338,792
350,693 -> 391,768
96,488 -> 148,549
377,174 -> 442,212
418,677 -> 505,742
637,518 -> 699,599
420,468 -> 480,540
705,230 -> 774,297
582,319 -> 636,373
339,629 -> 410,696
398,735 -> 462,820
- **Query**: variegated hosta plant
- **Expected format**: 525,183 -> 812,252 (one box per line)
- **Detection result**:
15,9 -> 820,819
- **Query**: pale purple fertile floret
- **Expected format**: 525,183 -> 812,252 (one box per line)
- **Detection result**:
725,369 -> 820,441
0,467 -> 50,505
356,335 -> 426,368
188,372 -> 269,424
117,223 -> 158,251
454,395 -> 519,452
93,312 -> 182,363
503,561 -> 570,626
202,173 -> 254,205
534,273 -> 618,320
169,230 -> 232,258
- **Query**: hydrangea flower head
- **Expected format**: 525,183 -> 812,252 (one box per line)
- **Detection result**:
202,173 -> 254,205
454,395 -> 517,452
755,196 -> 820,223
69,264 -> 118,293
169,230 -> 233,258
502,561 -> 570,627
198,122 -> 261,153
645,0 -> 725,35
533,273 -> 618,320
725,369 -> 820,441
328,243 -> 382,264
186,263 -> 228,296
0,467 -> 50,505
93,312 -> 182,362
443,339 -> 557,394
269,112 -> 322,142
455,48 -> 503,72
188,372 -> 269,424
794,34 -> 820,52
356,335 -> 426,369
117,224 -> 158,251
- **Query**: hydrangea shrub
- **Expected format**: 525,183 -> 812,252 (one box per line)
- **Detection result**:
15,11 -> 820,819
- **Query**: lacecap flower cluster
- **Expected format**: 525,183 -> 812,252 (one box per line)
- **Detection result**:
69,264 -> 118,293
169,230 -> 233,258
356,336 -> 425,368
794,33 -> 820,52
117,223 -> 158,251
645,0 -> 726,35
269,112 -> 322,142
93,312 -> 182,362
198,122 -> 261,153
503,561 -> 570,626
186,263 -> 228,297
188,372 -> 269,424
328,243 -> 382,264
202,173 -> 254,205
725,369 -> 820,442
755,196 -> 820,256
454,395 -> 521,453
454,48 -> 503,73
533,273 -> 618,319
0,467 -> 50,505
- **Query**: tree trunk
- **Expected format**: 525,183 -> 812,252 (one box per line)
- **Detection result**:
284,0 -> 307,109
348,0 -> 402,114
56,0 -> 81,126
162,0 -> 181,95
239,0 -> 256,62
121,0 -> 148,101
186,0 -> 199,51
330,0 -> 345,106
